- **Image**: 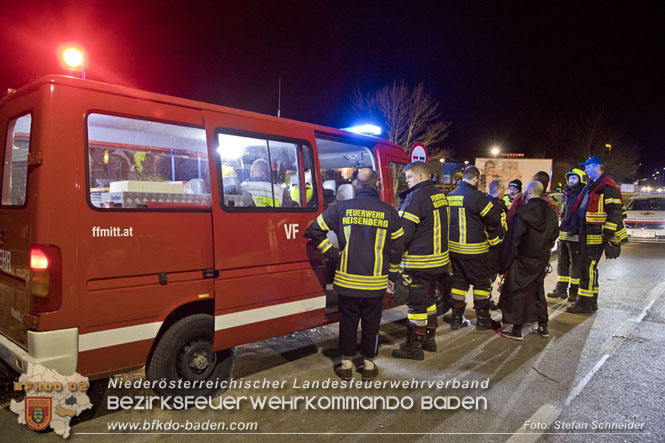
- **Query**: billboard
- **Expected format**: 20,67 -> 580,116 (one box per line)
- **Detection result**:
475,157 -> 554,193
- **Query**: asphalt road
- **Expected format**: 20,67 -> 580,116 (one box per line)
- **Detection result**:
2,241 -> 664,442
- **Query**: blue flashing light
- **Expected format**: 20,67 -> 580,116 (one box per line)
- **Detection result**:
343,124 -> 382,136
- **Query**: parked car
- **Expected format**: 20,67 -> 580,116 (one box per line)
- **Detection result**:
624,193 -> 665,241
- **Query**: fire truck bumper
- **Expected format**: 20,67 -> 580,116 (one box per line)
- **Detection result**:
0,328 -> 78,376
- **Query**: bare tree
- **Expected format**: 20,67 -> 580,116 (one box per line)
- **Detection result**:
348,81 -> 451,152
572,108 -> 640,184
548,108 -> 640,185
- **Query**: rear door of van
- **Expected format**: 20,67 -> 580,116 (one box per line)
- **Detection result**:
0,93 -> 36,350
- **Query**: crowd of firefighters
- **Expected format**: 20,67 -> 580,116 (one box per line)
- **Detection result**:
307,155 -> 628,381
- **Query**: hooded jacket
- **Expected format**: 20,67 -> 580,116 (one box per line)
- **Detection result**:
499,198 -> 559,274
498,198 -> 559,325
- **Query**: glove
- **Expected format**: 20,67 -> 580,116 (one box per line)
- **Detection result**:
604,240 -> 621,260
391,274 -> 412,306
323,247 -> 340,262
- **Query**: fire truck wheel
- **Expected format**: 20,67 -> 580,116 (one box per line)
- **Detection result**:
146,314 -> 235,398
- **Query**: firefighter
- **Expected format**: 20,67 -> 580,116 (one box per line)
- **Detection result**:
307,168 -> 404,380
547,167 -> 587,301
391,161 -> 450,360
487,179 -> 508,310
447,166 -> 502,330
566,156 -> 627,314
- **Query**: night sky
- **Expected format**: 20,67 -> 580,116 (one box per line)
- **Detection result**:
1,1 -> 664,175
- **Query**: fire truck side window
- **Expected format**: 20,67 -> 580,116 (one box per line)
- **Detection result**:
217,132 -> 316,210
86,114 -> 210,210
1,114 -> 31,206
314,137 -> 376,208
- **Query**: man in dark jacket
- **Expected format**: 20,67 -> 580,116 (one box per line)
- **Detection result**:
547,168 -> 587,301
448,166 -> 502,330
392,161 -> 450,360
307,169 -> 404,380
499,181 -> 560,340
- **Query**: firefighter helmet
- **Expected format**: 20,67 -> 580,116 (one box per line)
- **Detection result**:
566,167 -> 588,185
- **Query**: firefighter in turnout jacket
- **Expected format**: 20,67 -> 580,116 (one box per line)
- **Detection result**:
487,179 -> 508,310
448,166 -> 503,330
566,156 -> 628,314
307,169 -> 404,380
391,162 -> 449,360
548,168 -> 587,301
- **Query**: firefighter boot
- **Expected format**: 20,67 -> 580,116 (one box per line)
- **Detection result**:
567,284 -> 578,303
450,302 -> 470,330
423,326 -> 437,352
475,302 -> 502,330
547,282 -> 568,299
392,325 -> 425,360
566,296 -> 595,314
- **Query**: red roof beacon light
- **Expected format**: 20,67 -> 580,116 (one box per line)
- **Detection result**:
58,44 -> 86,79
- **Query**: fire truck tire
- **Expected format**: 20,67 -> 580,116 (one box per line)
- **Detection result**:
146,314 -> 235,398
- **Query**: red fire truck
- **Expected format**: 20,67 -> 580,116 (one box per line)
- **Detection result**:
0,75 -> 409,395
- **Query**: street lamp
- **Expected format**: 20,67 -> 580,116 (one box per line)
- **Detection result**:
439,158 -> 445,163
490,145 -> 501,157
605,143 -> 612,152
464,160 -> 469,165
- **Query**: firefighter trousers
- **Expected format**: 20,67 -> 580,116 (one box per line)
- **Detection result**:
338,294 -> 384,358
579,244 -> 604,302
450,253 -> 492,307
556,240 -> 581,289
402,271 -> 439,327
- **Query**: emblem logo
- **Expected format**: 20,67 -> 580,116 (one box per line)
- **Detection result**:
25,397 -> 52,431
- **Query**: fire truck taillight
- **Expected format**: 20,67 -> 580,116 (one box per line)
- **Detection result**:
30,249 -> 49,269
29,245 -> 62,313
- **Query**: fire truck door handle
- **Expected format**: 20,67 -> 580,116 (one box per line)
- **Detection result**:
28,152 -> 43,167
158,273 -> 167,285
202,269 -> 219,279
